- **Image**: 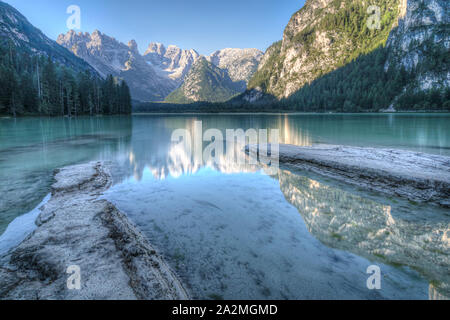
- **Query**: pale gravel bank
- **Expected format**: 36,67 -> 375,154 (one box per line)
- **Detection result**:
0,162 -> 189,300
247,144 -> 450,207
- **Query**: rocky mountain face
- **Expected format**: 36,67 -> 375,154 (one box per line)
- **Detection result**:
164,49 -> 263,103
0,1 -> 96,74
207,48 -> 264,91
249,0 -> 402,98
385,0 -> 450,91
165,57 -> 242,103
248,0 -> 449,107
58,29 -> 263,102
143,42 -> 201,85
57,31 -> 176,101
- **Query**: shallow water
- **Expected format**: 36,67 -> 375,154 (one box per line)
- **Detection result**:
1,113 -> 449,299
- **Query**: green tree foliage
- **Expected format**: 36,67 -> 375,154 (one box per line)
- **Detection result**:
246,0 -> 449,112
249,0 -> 401,98
0,41 -> 132,116
284,44 -> 450,112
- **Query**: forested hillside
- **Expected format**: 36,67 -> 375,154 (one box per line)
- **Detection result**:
0,41 -> 132,116
248,0 -> 401,98
241,0 -> 450,112
284,46 -> 450,112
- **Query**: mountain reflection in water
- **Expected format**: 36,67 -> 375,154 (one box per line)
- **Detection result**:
107,129 -> 448,299
2,114 -> 449,299
278,170 -> 449,299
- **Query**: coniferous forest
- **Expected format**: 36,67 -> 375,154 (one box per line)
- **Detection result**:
283,45 -> 450,112
0,41 -> 132,117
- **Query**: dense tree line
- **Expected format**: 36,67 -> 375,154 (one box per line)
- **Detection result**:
284,46 -> 450,112
284,47 -> 405,112
0,41 -> 132,116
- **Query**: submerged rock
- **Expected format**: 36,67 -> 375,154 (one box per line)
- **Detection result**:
0,162 -> 189,300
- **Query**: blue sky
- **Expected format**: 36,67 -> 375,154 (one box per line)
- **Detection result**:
4,0 -> 305,55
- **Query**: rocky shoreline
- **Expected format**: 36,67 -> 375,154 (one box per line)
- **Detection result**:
248,144 -> 450,207
0,162 -> 189,300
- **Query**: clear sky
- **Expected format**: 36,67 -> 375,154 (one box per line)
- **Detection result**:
4,0 -> 305,55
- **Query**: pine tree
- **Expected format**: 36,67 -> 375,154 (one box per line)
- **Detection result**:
0,41 -> 133,116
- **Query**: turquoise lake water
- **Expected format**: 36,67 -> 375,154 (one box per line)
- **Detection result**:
0,113 -> 449,299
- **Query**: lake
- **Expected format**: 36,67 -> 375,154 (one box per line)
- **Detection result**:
0,113 -> 449,299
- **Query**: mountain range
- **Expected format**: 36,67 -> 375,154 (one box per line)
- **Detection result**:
57,31 -> 263,102
0,0 -> 448,111
57,31 -> 177,101
0,1 -> 132,117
